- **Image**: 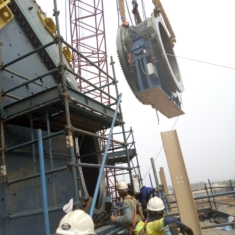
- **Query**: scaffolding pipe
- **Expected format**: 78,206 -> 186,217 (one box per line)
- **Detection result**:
120,117 -> 134,192
1,41 -> 55,69
168,191 -> 235,204
2,68 -> 58,95
74,162 -> 131,170
4,68 -> 50,89
37,129 -> 50,235
205,183 -> 213,209
53,0 -> 79,208
130,127 -> 142,183
89,94 -> 122,217
105,226 -> 125,235
8,166 -> 67,185
71,127 -> 126,146
208,179 -> 217,210
77,145 -> 123,159
149,173 -> 153,188
110,56 -> 122,114
7,201 -> 80,219
201,221 -> 235,229
213,201 -> 235,206
230,180 -> 235,199
65,67 -> 117,102
6,130 -> 64,152
62,40 -> 115,82
84,82 -> 113,95
5,93 -> 21,100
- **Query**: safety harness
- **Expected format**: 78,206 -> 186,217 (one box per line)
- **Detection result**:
139,218 -> 149,235
124,196 -> 137,235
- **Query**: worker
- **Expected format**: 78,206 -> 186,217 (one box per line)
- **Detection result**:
56,209 -> 96,235
110,181 -> 142,230
127,183 -> 145,221
116,197 -> 122,207
135,196 -> 194,235
135,185 -> 158,218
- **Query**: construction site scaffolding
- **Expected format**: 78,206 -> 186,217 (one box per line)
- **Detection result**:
0,0 -> 142,234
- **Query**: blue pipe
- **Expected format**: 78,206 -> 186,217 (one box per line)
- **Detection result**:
89,94 -> 122,217
37,129 -> 50,235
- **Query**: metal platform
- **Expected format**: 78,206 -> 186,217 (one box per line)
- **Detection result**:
2,85 -> 122,132
106,149 -> 136,165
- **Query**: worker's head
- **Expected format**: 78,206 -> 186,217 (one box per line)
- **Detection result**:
116,181 -> 129,197
56,209 -> 96,235
127,183 -> 134,196
147,196 -> 165,218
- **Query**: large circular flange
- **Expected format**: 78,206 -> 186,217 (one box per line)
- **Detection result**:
116,26 -> 139,94
147,15 -> 184,92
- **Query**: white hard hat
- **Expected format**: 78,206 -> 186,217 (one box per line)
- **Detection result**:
116,181 -> 128,191
147,196 -> 165,211
56,209 -> 96,235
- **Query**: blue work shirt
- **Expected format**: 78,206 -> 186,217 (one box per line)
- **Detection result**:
136,186 -> 158,203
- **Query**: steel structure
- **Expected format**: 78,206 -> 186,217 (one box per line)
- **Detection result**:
68,0 -> 110,105
68,0 -> 142,196
0,0 -> 141,234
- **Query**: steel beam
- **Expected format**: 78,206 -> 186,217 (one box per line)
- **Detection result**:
161,130 -> 202,235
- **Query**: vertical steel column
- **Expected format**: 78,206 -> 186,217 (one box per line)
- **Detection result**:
208,179 -> 217,210
37,129 -> 50,235
161,130 -> 202,235
150,157 -> 159,190
89,94 -> 122,217
0,41 -> 9,235
53,0 -> 79,206
1,122 -> 9,235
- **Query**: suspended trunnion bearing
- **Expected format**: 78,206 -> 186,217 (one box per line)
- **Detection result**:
116,14 -> 184,118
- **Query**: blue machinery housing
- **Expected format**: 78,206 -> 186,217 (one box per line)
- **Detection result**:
116,14 -> 184,118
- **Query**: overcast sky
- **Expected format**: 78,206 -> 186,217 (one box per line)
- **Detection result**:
40,0 -> 235,187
